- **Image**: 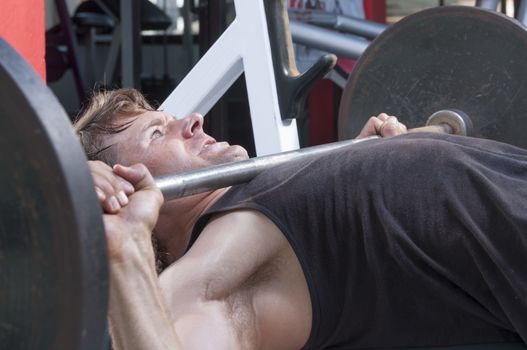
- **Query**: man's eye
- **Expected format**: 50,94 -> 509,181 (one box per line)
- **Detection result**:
151,130 -> 163,140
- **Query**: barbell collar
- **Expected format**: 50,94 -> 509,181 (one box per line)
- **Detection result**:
426,110 -> 473,137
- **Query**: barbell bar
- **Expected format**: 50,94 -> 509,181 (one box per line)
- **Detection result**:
155,109 -> 470,201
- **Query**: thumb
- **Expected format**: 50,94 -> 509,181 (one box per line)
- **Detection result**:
113,164 -> 157,192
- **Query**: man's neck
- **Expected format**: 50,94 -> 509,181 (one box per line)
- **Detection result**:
154,187 -> 230,264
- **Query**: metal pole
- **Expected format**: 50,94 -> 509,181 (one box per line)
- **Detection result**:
290,20 -> 369,59
517,0 -> 527,25
334,15 -> 387,39
475,0 -> 500,10
155,136 -> 378,200
287,9 -> 386,40
121,0 -> 141,88
183,0 -> 196,70
54,0 -> 87,100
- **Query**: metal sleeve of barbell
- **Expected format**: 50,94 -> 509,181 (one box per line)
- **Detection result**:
155,136 -> 379,201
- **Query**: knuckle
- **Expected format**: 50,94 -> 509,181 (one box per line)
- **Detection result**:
98,181 -> 114,194
110,175 -> 123,187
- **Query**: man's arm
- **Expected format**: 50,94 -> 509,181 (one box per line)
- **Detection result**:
95,163 -> 183,349
108,237 -> 182,350
92,162 -> 254,350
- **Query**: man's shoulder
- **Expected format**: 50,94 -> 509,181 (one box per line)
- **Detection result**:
171,209 -> 288,292
203,209 -> 286,250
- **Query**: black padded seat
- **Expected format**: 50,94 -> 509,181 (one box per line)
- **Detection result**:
74,0 -> 171,31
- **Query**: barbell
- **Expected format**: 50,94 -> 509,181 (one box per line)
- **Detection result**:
1,5 -> 526,350
156,109 -> 467,200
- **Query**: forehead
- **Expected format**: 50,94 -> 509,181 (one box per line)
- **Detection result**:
129,110 -> 168,126
118,110 -> 168,134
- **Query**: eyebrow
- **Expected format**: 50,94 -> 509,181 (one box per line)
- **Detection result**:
141,117 -> 166,133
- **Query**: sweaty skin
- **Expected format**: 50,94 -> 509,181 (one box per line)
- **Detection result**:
92,112 -> 410,350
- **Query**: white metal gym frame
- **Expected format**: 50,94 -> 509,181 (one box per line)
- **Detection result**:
160,0 -> 299,156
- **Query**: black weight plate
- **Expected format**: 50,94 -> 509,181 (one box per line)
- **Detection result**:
0,38 -> 108,350
338,6 -> 527,148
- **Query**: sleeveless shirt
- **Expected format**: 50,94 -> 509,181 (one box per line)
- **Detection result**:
190,133 -> 527,349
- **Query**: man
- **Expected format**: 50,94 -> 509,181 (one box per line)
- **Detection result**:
75,88 -> 527,349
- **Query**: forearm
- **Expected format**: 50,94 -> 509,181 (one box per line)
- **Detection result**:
108,235 -> 181,350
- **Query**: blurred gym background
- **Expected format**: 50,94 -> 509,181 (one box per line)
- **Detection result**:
5,0 -> 521,156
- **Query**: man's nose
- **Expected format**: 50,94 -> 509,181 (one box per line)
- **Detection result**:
181,113 -> 204,138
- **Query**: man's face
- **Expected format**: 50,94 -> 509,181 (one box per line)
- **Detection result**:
105,110 -> 249,176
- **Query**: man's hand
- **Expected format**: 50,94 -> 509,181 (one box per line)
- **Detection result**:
356,113 -> 408,139
102,163 -> 164,261
89,160 -> 135,213
88,160 -> 163,260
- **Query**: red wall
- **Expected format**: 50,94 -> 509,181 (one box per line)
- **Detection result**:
0,0 -> 46,80
364,0 -> 387,23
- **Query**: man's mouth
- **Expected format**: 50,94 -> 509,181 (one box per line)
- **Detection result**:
201,138 -> 217,153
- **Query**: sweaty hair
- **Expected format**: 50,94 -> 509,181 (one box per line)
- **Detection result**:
73,88 -> 155,165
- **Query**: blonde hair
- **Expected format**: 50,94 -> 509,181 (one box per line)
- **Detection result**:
73,88 -> 155,165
